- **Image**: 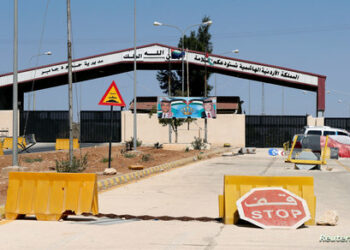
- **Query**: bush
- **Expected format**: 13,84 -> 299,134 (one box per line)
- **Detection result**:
185,147 -> 190,152
56,154 -> 88,173
101,157 -> 112,163
23,157 -> 42,163
124,153 -> 136,158
126,137 -> 142,147
141,154 -> 152,162
191,137 -> 206,150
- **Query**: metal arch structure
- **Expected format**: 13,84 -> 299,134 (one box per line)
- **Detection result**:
0,43 -> 326,116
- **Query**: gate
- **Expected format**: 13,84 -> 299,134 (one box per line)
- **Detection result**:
80,111 -> 121,143
325,118 -> 350,131
20,111 -> 69,142
246,115 -> 306,147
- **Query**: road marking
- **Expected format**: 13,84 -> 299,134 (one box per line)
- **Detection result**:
336,160 -> 350,172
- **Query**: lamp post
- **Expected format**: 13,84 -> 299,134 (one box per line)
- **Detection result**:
133,0 -> 137,151
29,51 -> 52,62
12,0 -> 18,166
153,20 -> 212,96
28,51 -> 52,110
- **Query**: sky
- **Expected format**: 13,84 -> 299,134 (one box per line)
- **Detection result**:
1,0 -> 350,119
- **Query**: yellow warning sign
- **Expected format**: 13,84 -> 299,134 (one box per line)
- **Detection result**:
98,81 -> 125,106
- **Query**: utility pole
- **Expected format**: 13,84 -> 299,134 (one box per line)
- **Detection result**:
186,48 -> 190,97
261,83 -> 265,115
67,0 -> 73,165
204,50 -> 208,143
133,0 -> 137,150
12,0 -> 18,166
248,80 -> 251,115
282,87 -> 285,115
168,48 -> 172,143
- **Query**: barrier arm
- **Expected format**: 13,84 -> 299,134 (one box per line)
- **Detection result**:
286,135 -> 298,163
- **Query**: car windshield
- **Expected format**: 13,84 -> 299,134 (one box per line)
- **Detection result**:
324,131 -> 336,136
338,131 -> 350,136
307,130 -> 322,135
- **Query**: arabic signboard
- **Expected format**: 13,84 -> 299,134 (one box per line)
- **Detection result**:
0,44 -> 320,88
236,187 -> 311,229
157,97 -> 217,119
98,81 -> 125,107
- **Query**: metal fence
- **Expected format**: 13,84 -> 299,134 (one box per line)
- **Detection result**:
20,111 -> 69,142
325,118 -> 350,131
80,111 -> 121,143
246,115 -> 306,148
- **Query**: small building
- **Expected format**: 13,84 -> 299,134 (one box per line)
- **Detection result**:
129,96 -> 244,114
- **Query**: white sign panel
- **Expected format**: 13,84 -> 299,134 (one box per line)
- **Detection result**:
0,44 -> 319,88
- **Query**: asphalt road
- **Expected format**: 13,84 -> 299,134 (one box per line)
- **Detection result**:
1,149 -> 350,249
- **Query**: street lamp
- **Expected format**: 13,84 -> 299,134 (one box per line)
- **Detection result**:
29,51 -> 52,63
220,49 -> 239,55
28,51 -> 52,110
153,20 -> 213,96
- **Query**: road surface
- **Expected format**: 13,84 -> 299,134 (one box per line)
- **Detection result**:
1,149 -> 350,249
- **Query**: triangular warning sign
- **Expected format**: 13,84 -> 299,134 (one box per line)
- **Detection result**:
98,81 -> 126,107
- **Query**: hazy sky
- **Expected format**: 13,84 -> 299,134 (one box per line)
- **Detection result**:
1,0 -> 350,118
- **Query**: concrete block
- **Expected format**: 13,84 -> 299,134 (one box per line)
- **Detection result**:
317,210 -> 338,226
128,165 -> 144,170
103,168 -> 117,175
1,166 -> 29,178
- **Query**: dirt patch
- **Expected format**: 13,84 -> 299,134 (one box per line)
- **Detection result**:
0,145 -> 206,205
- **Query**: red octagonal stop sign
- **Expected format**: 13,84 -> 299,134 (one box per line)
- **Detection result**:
236,187 -> 311,229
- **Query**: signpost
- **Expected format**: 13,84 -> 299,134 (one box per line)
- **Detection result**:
98,81 -> 125,168
236,187 -> 311,229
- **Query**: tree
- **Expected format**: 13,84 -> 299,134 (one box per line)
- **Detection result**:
156,16 -> 213,97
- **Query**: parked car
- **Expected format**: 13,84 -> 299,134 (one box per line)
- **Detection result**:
291,126 -> 350,152
301,126 -> 350,137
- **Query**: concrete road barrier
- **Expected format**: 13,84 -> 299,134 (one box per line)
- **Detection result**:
219,175 -> 316,226
55,138 -> 79,150
5,172 -> 98,221
2,137 -> 26,149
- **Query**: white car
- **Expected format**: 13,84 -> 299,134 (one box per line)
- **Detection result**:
302,126 -> 350,137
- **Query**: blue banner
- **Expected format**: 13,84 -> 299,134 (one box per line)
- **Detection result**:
157,97 -> 217,119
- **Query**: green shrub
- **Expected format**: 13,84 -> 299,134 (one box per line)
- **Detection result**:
185,147 -> 190,152
56,154 -> 88,173
101,157 -> 112,163
126,137 -> 142,147
124,153 -> 136,158
23,157 -> 43,163
191,137 -> 206,150
141,154 -> 152,162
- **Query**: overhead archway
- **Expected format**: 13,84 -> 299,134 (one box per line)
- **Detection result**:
0,43 -> 326,116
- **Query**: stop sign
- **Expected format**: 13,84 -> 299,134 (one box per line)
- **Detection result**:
236,187 -> 311,229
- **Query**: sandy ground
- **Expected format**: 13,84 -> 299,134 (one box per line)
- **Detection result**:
0,145 -> 202,205
1,149 -> 350,249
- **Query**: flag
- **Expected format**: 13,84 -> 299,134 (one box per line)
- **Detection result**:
171,49 -> 185,59
205,52 -> 214,66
